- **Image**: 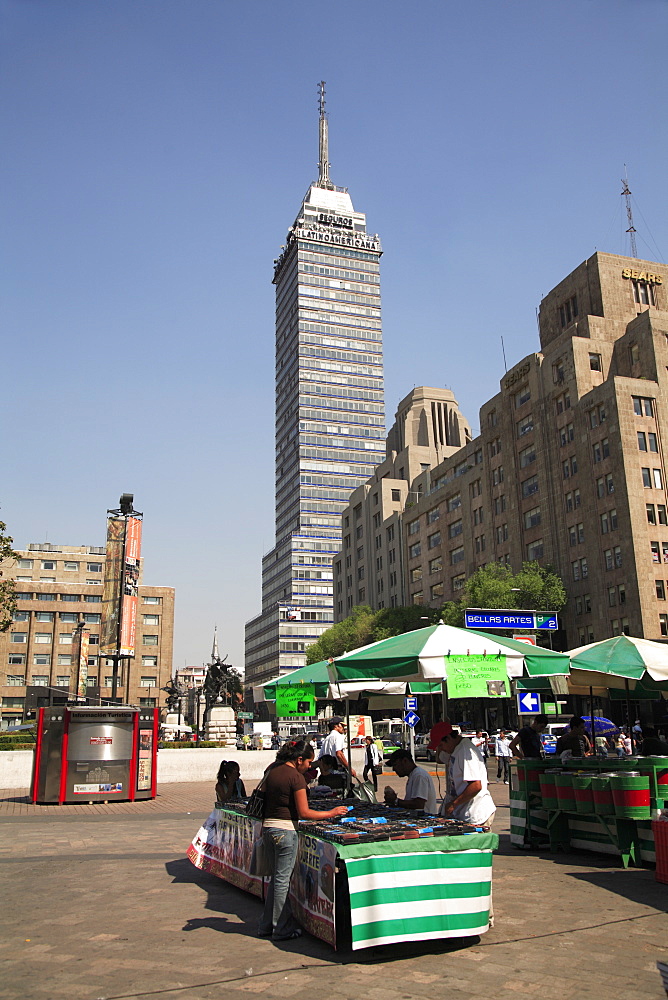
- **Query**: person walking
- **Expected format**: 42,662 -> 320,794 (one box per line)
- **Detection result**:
510,714 -> 548,759
362,735 -> 382,790
319,717 -> 357,780
495,731 -> 512,783
257,740 -> 348,941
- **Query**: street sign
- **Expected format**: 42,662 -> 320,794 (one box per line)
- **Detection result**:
237,712 -> 254,719
404,696 -> 418,712
465,609 -> 558,630
517,691 -> 541,714
403,710 -> 420,728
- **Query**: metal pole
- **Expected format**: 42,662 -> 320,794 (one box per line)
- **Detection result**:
624,678 -> 635,754
345,698 -> 353,794
589,686 -> 595,753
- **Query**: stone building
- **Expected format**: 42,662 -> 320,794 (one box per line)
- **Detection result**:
334,252 -> 668,649
0,543 -> 174,728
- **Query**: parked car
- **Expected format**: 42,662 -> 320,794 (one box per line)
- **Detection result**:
541,733 -> 557,755
414,734 -> 435,761
350,736 -> 367,748
381,738 -> 403,759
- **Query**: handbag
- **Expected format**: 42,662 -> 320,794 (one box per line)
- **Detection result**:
373,764 -> 383,776
246,774 -> 268,820
352,779 -> 378,804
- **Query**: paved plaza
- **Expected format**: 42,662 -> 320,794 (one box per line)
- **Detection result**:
1,773 -> 667,1000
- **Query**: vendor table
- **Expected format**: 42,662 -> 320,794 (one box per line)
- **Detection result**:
188,806 -> 498,950
511,756 -> 667,867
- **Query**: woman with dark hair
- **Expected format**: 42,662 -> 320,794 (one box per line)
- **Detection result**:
257,740 -> 348,940
215,760 -> 246,806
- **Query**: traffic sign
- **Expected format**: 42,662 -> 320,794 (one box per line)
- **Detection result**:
517,692 -> 541,714
465,609 -> 558,630
403,710 -> 420,728
237,712 -> 254,719
404,696 -> 418,712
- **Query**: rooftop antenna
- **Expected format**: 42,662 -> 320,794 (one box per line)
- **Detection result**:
621,166 -> 638,258
318,80 -> 332,189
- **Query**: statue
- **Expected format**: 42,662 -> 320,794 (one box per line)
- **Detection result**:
163,675 -> 186,712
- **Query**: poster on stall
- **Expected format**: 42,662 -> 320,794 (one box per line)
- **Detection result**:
276,683 -> 316,718
187,810 -> 264,898
445,654 -> 510,698
289,832 -> 337,946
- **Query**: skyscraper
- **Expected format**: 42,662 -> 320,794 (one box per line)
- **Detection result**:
245,84 -> 386,693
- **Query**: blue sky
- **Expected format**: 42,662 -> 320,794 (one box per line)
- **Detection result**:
2,0 -> 666,673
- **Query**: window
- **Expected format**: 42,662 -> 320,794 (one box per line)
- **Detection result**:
142,656 -> 158,667
139,698 -> 156,708
87,657 -> 98,667
410,567 -> 423,583
391,489 -> 400,502
357,567 -> 364,580
654,469 -> 663,490
411,591 -> 423,605
553,360 -> 565,383
61,593 -> 79,602
633,396 -> 653,417
355,525 -> 363,539
492,467 -> 504,485
517,414 -> 534,438
519,444 -> 536,468
59,613 -> 78,623
524,507 -> 541,529
427,507 -> 440,524
34,612 -> 54,623
12,611 -> 29,622
40,577 -> 55,583
448,520 -> 463,539
57,655 -> 72,666
56,675 -> 70,687
86,562 -> 102,573
614,546 -> 622,568
608,586 -> 616,607
559,294 -> 578,327
488,409 -> 498,427
386,524 -> 395,542
429,556 -> 443,574
375,535 -> 382,551
473,448 -> 483,466
522,475 -> 538,497
8,653 -> 25,665
649,433 -> 659,453
559,423 -> 575,446
34,633 -> 52,644
606,473 -> 614,494
451,547 -> 464,565
59,633 -> 72,644
63,562 -> 79,571
140,676 -> 157,687
409,542 -> 421,559
651,542 -> 660,563
583,594 -> 592,614
32,674 -> 48,685
104,676 -> 114,687
17,559 -> 33,569
642,467 -> 652,488
143,595 -> 161,605
664,542 -> 668,565
659,505 -> 667,525
589,353 -> 602,372
473,507 -> 483,525
430,583 -> 444,601
11,633 -> 27,644
630,343 -> 640,364
83,613 -> 101,624
15,576 -> 32,582
496,523 -> 509,543
6,674 -> 25,686
452,574 -> 465,591
407,519 -> 420,535
572,560 -> 581,581
447,494 -> 461,512
610,509 -> 618,530
40,560 -> 55,570
515,386 -> 531,408
372,512 -> 381,528
611,619 -> 620,636
373,493 -> 379,506
15,593 -> 32,601
489,438 -> 502,457
37,593 -> 56,602
638,431 -> 648,452
494,495 -> 507,515
470,480 -> 482,498
527,540 -> 543,560
475,535 -> 485,553
661,614 -> 668,638
427,531 -> 441,549
657,580 -> 666,600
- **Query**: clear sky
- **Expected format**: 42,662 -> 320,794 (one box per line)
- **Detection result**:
2,0 -> 666,674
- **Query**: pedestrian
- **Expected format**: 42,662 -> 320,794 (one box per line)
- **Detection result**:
363,735 -> 382,790
318,717 -> 357,780
495,730 -> 512,783
595,734 -> 609,758
555,717 -> 592,759
383,749 -> 438,813
242,734 -> 251,751
615,734 -> 626,757
257,740 -> 348,941
471,730 -> 488,762
509,714 -> 548,759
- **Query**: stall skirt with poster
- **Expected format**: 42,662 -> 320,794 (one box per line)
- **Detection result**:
345,848 -> 493,950
187,809 -> 265,898
288,832 -> 338,947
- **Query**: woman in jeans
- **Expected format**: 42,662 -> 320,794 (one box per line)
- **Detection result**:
258,740 -> 348,940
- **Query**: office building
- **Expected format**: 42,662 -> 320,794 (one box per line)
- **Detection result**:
335,252 -> 668,649
0,542 -> 174,728
245,85 -> 386,692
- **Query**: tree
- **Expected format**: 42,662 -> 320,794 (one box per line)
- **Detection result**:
0,518 -> 18,633
440,561 -> 567,634
306,604 -> 441,662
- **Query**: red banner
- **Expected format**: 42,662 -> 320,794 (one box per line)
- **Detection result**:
120,516 -> 142,657
100,518 -> 125,655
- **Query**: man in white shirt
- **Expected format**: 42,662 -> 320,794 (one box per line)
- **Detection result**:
435,729 -> 496,826
383,749 -> 437,814
319,717 -> 356,779
495,730 -> 512,783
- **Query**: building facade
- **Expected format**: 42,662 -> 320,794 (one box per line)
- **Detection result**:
245,86 -> 386,692
335,252 -> 668,649
0,543 -> 174,728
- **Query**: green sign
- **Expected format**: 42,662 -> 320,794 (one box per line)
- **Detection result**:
543,701 -> 557,715
445,655 -> 510,699
275,683 -> 316,718
237,711 -> 254,719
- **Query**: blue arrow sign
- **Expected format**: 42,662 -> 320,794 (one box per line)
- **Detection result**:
403,710 -> 420,728
404,696 -> 418,712
517,692 -> 541,714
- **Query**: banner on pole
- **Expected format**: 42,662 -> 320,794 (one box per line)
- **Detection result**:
445,655 -> 510,699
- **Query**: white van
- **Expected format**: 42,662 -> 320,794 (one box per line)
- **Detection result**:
544,722 -> 568,737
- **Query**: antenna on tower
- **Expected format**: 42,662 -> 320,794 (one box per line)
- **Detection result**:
621,166 -> 638,258
317,80 -> 332,189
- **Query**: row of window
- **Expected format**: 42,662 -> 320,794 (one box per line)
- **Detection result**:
13,593 -> 160,604
9,633 -> 160,645
7,655 -> 158,667
12,612 -> 101,623
15,559 -> 102,572
4,674 -> 158,688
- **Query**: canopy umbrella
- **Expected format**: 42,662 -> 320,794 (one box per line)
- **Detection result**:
331,622 -> 570,684
254,661 -> 432,703
580,716 -> 620,737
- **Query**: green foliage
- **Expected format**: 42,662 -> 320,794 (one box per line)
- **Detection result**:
306,604 -> 441,662
439,561 -> 567,631
0,517 -> 19,633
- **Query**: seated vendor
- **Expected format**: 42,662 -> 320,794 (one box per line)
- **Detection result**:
432,729 -> 496,827
384,749 -> 437,814
639,727 -> 668,756
315,754 -> 346,792
555,717 -> 592,759
215,760 -> 246,805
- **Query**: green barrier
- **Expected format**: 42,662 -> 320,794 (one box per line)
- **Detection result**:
539,771 -> 559,810
592,774 -> 615,816
555,772 -> 577,812
610,772 -> 650,820
572,773 -> 594,815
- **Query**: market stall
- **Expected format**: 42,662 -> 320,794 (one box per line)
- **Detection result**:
187,801 -> 498,950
